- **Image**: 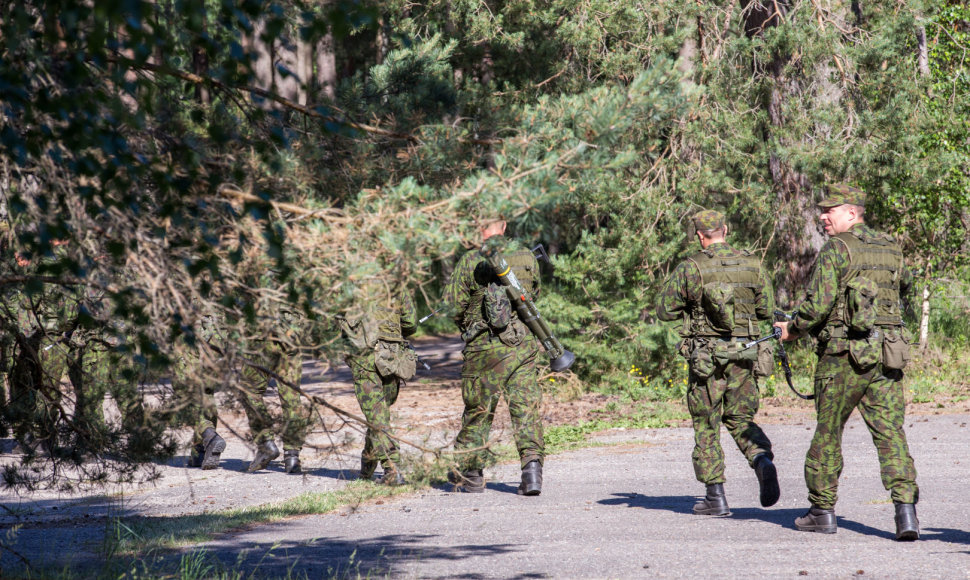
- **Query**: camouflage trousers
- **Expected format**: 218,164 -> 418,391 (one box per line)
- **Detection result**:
454,337 -> 543,471
687,357 -> 772,485
238,344 -> 308,450
806,351 -> 918,509
348,353 -> 401,471
172,353 -> 224,446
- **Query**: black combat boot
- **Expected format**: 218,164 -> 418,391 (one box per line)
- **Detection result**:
360,455 -> 378,480
199,428 -> 226,470
517,460 -> 543,496
247,440 -> 280,472
283,449 -> 302,474
753,454 -> 780,507
188,443 -> 206,468
379,468 -> 405,486
894,503 -> 919,541
794,506 -> 837,534
448,469 -> 485,493
693,483 -> 731,516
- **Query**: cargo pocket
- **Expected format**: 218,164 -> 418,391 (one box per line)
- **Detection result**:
848,335 -> 880,370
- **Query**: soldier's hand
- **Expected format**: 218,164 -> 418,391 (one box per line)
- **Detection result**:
773,321 -> 793,342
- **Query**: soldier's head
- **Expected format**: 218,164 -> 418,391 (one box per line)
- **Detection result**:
817,183 -> 866,235
691,210 -> 727,249
480,219 -> 507,242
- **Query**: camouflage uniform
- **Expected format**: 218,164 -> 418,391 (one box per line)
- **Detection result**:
342,288 -> 417,478
657,211 -> 775,487
789,187 -> 918,511
237,338 -> 309,451
446,235 -> 544,473
174,315 -> 225,444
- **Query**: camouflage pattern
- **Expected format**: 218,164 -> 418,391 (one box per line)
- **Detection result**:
238,340 -> 309,450
790,222 -> 918,509
818,183 -> 867,208
172,315 -> 229,445
686,354 -> 772,483
349,352 -> 402,471
657,242 -> 774,484
454,338 -> 543,470
692,210 -> 726,232
343,290 -> 417,471
446,235 -> 544,470
806,354 -> 917,508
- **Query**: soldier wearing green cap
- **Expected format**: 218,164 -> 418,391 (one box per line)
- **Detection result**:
775,183 -> 920,540
657,209 -> 779,516
445,219 -> 545,495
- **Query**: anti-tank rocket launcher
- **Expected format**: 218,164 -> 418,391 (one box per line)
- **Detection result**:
479,244 -> 576,372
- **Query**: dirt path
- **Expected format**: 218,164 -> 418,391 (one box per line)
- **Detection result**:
2,335 -> 969,577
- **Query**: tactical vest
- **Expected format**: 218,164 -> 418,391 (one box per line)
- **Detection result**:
373,299 -> 407,343
825,229 -> 904,335
462,247 -> 537,334
685,248 -> 763,338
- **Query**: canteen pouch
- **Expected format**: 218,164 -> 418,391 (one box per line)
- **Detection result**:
882,327 -> 911,370
754,341 -> 774,378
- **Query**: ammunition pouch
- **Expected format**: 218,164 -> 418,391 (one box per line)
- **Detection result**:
497,319 -> 528,347
882,326 -> 911,370
461,320 -> 490,344
374,340 -> 417,381
689,340 -> 716,379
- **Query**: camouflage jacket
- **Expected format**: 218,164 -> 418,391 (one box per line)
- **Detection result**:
657,242 -> 774,336
791,223 -> 913,338
445,235 -> 539,348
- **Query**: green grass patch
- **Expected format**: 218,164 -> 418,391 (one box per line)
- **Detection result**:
546,402 -> 688,453
109,481 -> 412,555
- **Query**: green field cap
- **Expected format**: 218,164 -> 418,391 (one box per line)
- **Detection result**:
818,183 -> 866,208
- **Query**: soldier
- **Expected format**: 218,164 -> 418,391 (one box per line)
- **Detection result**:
239,336 -> 310,474
774,184 -> 919,540
339,280 -> 417,485
657,209 -> 779,515
445,219 -> 544,495
176,315 -> 228,470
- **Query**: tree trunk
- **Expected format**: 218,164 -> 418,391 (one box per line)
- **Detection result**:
192,1 -> 210,105
916,25 -> 930,78
314,27 -> 337,102
919,284 -> 930,351
740,0 -> 826,306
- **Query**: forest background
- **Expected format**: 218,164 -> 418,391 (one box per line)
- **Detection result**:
0,0 -> 968,489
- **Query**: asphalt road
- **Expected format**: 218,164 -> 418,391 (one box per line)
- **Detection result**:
189,412 -> 970,579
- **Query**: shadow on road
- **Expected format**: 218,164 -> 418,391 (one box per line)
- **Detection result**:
597,492 -> 696,515
203,533 -> 529,578
920,527 -> 970,545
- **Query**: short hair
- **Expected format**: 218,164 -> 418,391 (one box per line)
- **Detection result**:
698,225 -> 727,239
